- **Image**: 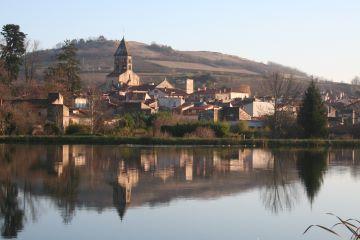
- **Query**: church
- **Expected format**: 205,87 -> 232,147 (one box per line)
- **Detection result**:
107,37 -> 140,89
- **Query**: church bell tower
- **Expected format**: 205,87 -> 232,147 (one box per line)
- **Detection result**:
114,37 -> 132,74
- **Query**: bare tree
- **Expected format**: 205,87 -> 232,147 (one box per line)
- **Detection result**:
24,39 -> 40,83
263,72 -> 302,137
351,76 -> 360,85
87,88 -> 110,134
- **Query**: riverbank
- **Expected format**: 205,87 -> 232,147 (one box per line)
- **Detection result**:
0,136 -> 360,147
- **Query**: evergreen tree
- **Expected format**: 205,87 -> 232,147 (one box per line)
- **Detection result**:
45,40 -> 81,94
57,40 -> 81,93
297,80 -> 328,138
0,24 -> 26,84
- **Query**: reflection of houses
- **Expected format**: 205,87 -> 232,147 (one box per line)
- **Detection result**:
213,149 -> 274,173
179,150 -> 194,181
53,145 -> 87,177
252,150 -> 274,170
214,149 -> 253,172
4,145 -> 317,223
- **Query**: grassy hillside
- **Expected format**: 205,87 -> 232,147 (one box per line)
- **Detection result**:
34,37 -> 359,95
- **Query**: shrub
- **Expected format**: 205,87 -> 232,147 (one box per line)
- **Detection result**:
44,122 -> 61,135
65,124 -> 91,135
161,122 -> 230,138
184,127 -> 216,138
230,121 -> 249,134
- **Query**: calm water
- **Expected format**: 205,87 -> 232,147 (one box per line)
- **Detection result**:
0,145 -> 359,240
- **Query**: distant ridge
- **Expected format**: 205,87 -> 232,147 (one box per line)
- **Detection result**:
34,37 -> 358,95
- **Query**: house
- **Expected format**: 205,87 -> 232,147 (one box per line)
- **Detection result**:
125,91 -> 151,102
149,87 -> 187,99
156,78 -> 175,89
190,88 -> 217,102
122,101 -> 158,115
175,103 -> 194,115
128,83 -> 156,92
243,100 -> 274,118
215,86 -> 250,102
177,79 -> 194,94
220,107 -> 251,122
69,109 -> 92,126
158,97 -> 185,109
198,109 -> 220,122
3,92 -> 70,131
74,96 -> 88,109
182,102 -> 220,120
149,87 -> 187,109
190,85 -> 251,103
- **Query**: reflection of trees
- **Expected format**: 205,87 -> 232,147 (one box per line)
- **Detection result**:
43,164 -> 80,224
296,149 -> 328,204
261,151 -> 298,214
0,180 -> 24,238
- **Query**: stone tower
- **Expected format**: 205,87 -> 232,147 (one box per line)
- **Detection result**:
107,37 -> 140,88
114,37 -> 133,74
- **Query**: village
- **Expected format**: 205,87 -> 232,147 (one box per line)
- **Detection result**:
0,37 -> 359,138
2,1 -> 360,239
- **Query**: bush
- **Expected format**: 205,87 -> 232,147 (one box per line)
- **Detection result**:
44,122 -> 61,135
230,121 -> 249,134
65,124 -> 91,135
161,122 -> 230,138
184,127 -> 216,138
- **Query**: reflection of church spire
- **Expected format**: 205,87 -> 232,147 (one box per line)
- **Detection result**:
112,161 -> 139,221
112,184 -> 127,221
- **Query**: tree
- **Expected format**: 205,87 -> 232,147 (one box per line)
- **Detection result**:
263,72 -> 301,137
45,40 -> 81,94
23,39 -> 40,83
351,76 -> 360,85
297,80 -> 328,138
87,88 -> 110,134
0,60 -> 8,84
0,24 -> 26,84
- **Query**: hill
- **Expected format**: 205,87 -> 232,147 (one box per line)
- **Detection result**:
35,37 -> 359,95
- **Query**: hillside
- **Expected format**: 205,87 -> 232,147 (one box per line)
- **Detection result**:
35,37 -> 359,95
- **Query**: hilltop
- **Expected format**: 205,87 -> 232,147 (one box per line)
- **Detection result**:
34,37 -> 358,95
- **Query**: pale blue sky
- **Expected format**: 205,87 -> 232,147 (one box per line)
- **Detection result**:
1,0 -> 359,82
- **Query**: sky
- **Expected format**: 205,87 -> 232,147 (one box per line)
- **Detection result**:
1,0 -> 359,82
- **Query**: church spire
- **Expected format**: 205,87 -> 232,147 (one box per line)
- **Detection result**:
113,37 -> 132,75
114,37 -> 128,56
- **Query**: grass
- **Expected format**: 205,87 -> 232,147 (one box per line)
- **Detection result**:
304,213 -> 360,239
1,136 -> 360,147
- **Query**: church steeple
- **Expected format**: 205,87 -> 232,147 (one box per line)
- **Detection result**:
114,37 -> 128,56
107,36 -> 140,87
114,37 -> 132,74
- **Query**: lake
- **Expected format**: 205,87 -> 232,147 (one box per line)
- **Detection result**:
0,144 -> 359,240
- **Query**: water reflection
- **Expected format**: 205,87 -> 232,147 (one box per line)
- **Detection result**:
0,145 -> 360,238
296,150 -> 328,204
260,150 -> 299,214
0,180 -> 24,238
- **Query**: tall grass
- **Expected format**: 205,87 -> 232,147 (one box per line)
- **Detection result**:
304,213 -> 360,239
